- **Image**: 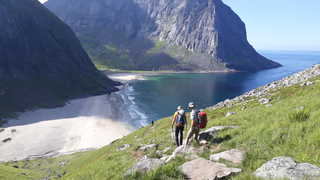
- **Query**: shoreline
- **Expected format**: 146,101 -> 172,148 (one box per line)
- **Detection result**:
0,74 -> 147,162
103,68 -> 240,77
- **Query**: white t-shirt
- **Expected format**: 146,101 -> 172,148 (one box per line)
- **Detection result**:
190,109 -> 198,121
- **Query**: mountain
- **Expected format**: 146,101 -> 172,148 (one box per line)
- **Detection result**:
0,0 -> 119,115
44,0 -> 281,72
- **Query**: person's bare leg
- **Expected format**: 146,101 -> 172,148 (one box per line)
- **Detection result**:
195,128 -> 200,144
186,129 -> 193,145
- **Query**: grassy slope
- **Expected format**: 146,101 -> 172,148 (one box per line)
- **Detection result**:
1,76 -> 320,180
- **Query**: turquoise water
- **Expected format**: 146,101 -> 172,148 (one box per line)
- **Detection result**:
128,51 -> 320,127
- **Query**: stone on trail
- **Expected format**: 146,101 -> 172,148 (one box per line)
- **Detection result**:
180,158 -> 241,180
210,149 -> 246,164
165,145 -> 202,163
138,144 -> 158,152
254,156 -> 320,180
126,158 -> 164,175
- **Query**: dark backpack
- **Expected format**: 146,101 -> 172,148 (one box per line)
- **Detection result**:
176,113 -> 186,127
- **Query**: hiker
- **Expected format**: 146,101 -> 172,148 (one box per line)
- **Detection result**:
186,102 -> 200,145
171,106 -> 187,147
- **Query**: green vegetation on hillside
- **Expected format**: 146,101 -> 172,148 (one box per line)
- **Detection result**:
1,76 -> 320,180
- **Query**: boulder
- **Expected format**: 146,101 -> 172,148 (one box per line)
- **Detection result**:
180,158 -> 241,180
118,144 -> 130,151
199,126 -> 239,141
126,158 -> 164,175
0,128 -> 4,133
210,149 -> 246,164
254,156 -> 320,180
165,145 -> 201,163
138,144 -> 158,152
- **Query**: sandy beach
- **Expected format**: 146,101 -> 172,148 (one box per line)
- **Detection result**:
0,74 -> 146,162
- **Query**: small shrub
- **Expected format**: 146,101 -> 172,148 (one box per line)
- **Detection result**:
288,110 -> 310,122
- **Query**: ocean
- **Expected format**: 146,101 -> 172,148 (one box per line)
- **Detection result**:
127,51 -> 320,127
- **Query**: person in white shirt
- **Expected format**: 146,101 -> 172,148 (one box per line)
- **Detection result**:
186,102 -> 200,145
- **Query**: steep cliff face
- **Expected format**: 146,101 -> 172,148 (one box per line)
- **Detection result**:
45,0 -> 281,71
0,0 -> 119,114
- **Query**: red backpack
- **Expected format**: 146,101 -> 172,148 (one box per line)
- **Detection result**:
198,111 -> 208,129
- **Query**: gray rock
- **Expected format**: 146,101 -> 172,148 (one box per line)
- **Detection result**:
165,145 -> 202,163
118,144 -> 130,151
0,129 -> 4,133
226,112 -> 236,117
210,149 -> 246,164
301,81 -> 314,87
45,0 -> 280,72
254,156 -> 320,180
139,144 -> 158,152
180,158 -> 242,180
126,158 -> 164,175
259,98 -> 270,105
160,156 -> 170,162
199,126 -> 239,141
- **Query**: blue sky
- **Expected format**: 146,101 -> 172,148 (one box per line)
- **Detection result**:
223,0 -> 320,51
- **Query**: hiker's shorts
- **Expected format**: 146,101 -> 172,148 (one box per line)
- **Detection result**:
187,126 -> 200,140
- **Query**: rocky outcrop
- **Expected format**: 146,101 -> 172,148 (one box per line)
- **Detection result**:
210,149 -> 246,164
126,158 -> 164,175
45,0 -> 280,71
0,0 -> 119,115
180,158 -> 241,180
254,157 -> 320,180
210,64 -> 320,110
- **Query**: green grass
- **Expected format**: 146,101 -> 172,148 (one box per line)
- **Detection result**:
1,77 -> 320,180
146,40 -> 166,54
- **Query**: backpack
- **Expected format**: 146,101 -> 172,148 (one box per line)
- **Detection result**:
176,112 -> 186,127
198,111 -> 208,129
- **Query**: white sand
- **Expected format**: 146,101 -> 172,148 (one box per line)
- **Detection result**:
109,73 -> 145,82
0,93 -> 133,162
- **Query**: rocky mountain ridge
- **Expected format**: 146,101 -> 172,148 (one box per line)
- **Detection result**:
0,0 -> 119,115
45,0 -> 281,71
